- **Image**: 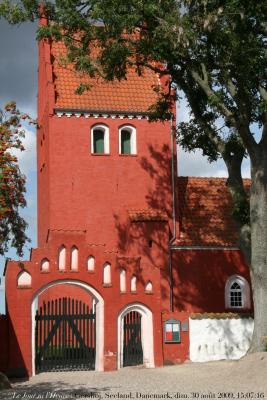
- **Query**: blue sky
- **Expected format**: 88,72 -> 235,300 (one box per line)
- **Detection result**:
0,19 -> 251,314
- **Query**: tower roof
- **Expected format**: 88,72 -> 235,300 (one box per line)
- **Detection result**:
51,42 -> 161,114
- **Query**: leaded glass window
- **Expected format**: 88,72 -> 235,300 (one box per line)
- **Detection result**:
230,282 -> 242,307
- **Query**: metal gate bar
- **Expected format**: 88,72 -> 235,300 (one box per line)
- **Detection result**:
35,297 -> 96,373
123,311 -> 143,367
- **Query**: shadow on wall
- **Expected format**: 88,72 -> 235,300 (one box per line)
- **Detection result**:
189,317 -> 254,362
5,317 -> 28,378
171,249 -> 250,312
113,143 -> 173,303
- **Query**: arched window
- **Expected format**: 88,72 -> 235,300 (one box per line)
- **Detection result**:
130,275 -> 137,292
87,256 -> 95,272
71,246 -> 78,270
91,124 -> 109,154
103,262 -> 111,285
58,245 -> 66,270
119,125 -> 136,155
120,269 -> 126,292
225,275 -> 251,309
40,258 -> 50,272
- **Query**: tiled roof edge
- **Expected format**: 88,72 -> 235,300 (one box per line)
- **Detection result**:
171,245 -> 239,250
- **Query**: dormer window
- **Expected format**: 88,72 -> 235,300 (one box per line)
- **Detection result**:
91,125 -> 109,154
119,125 -> 136,155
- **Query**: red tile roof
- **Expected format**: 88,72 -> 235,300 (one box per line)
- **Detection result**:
128,209 -> 168,222
51,42 -> 161,113
175,177 -> 250,247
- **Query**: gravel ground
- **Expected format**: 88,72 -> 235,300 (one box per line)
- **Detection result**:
1,353 -> 267,400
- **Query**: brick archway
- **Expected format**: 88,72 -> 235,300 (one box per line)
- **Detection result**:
31,280 -> 104,375
117,303 -> 154,369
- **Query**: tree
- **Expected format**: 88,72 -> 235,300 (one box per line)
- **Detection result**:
0,0 -> 266,351
0,101 -> 32,256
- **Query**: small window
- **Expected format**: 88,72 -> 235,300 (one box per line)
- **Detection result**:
91,125 -> 109,154
119,126 -> 136,155
225,275 -> 251,309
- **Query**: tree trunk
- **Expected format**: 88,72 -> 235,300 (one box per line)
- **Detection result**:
249,156 -> 267,352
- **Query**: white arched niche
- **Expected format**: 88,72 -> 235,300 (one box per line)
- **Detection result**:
17,270 -> 32,287
120,269 -> 126,292
58,245 -> 66,270
87,256 -> 95,272
117,303 -> 154,369
103,262 -> 111,285
130,275 -> 137,292
31,280 -> 104,376
40,258 -> 50,272
145,281 -> 153,293
70,246 -> 78,270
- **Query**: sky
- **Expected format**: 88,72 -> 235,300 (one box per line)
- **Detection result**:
0,19 -> 251,313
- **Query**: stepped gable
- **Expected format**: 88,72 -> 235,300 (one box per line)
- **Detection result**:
176,177 -> 250,247
51,41 -> 161,113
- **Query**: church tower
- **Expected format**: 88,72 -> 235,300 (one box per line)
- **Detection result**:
37,39 -> 176,251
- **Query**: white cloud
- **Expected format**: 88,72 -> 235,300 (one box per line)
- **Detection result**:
12,127 -> 36,176
178,147 -> 251,179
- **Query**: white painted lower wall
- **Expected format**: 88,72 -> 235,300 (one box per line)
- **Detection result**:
189,317 -> 254,362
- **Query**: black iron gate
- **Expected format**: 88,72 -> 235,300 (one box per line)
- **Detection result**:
35,297 -> 96,372
123,311 -> 143,367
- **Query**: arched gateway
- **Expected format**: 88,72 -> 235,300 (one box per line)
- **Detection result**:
118,304 -> 155,369
31,281 -> 104,376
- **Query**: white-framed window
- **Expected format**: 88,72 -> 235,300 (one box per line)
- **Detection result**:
91,124 -> 109,154
225,275 -> 251,309
119,125 -> 137,155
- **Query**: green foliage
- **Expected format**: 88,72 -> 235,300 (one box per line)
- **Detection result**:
0,102 -> 36,256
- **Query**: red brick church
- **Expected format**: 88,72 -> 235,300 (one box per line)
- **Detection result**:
0,23 -> 254,377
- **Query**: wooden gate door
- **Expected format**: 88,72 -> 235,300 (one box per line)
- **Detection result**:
123,311 -> 143,367
35,297 -> 96,372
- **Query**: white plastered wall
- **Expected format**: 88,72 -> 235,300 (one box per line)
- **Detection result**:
189,317 -> 254,362
31,280 -> 104,376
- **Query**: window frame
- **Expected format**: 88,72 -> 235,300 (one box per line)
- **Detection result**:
91,124 -> 109,154
119,125 -> 137,155
225,275 -> 251,309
